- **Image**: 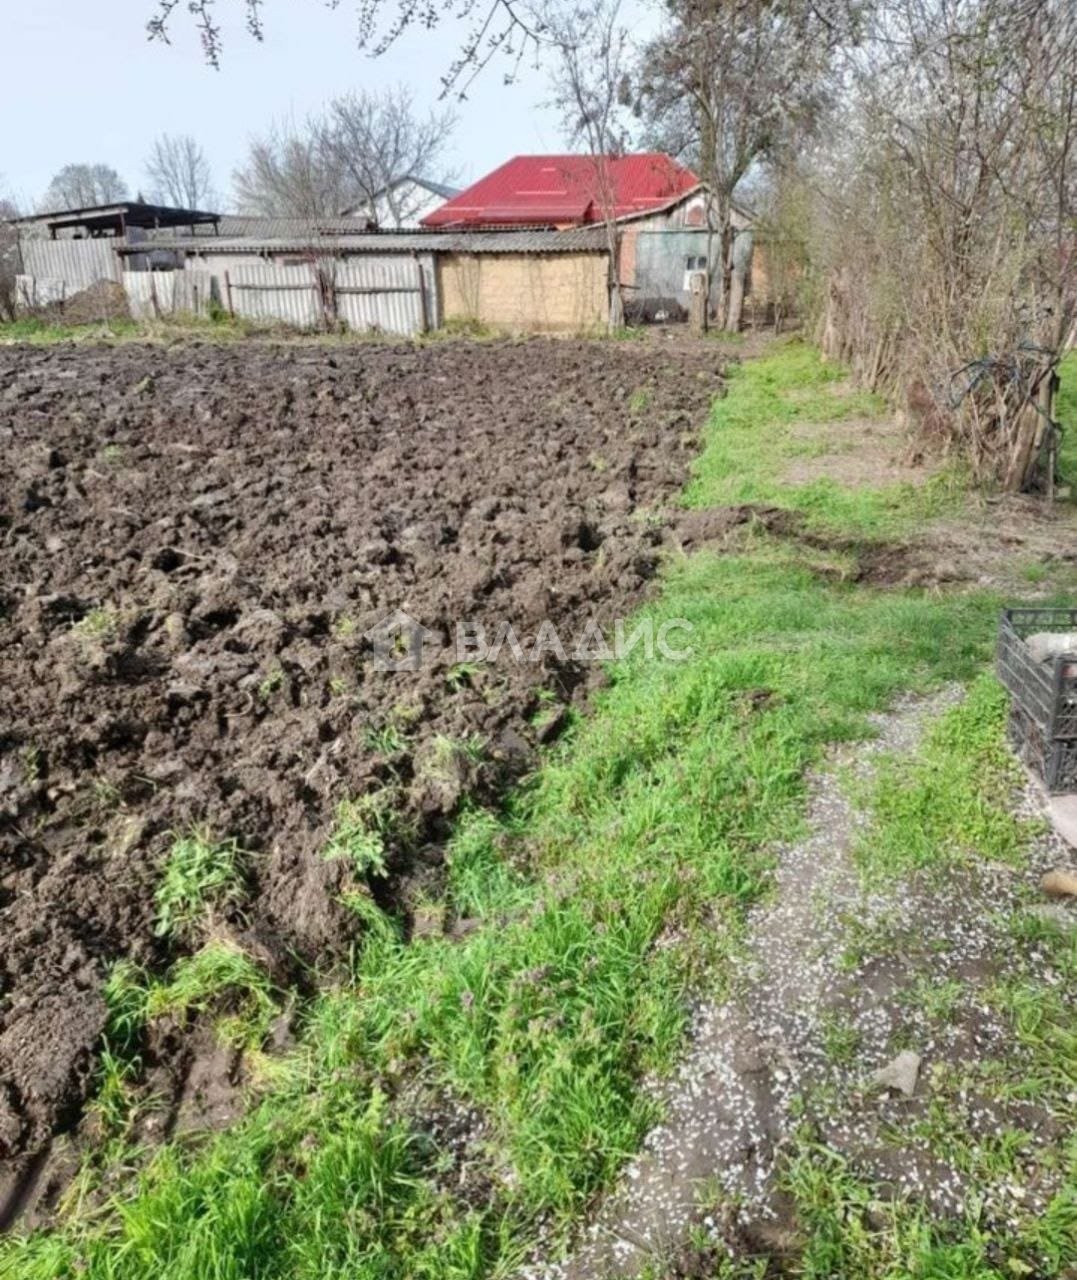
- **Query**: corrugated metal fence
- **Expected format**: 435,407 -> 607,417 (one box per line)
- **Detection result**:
336,258 -> 431,333
15,276 -> 68,309
225,263 -> 323,329
15,239 -> 124,314
18,238 -> 434,335
21,238 -> 121,288
124,270 -> 215,320
222,258 -> 429,334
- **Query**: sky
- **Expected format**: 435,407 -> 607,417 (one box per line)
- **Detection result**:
1,0 -> 655,213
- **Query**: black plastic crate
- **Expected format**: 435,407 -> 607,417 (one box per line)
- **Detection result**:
996,608 -> 1077,792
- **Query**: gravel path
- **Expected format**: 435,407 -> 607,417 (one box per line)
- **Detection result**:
527,687 -> 1075,1278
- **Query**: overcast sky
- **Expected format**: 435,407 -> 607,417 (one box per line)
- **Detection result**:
3,1 -> 659,212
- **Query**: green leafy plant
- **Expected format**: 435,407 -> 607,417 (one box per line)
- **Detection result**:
145,941 -> 277,1050
323,793 -> 407,878
72,606 -> 119,642
258,666 -> 285,699
154,830 -> 245,940
360,722 -> 407,755
628,386 -> 653,414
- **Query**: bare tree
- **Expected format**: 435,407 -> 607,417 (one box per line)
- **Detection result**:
0,182 -> 20,321
233,89 -> 455,223
233,118 -> 346,217
41,163 -> 128,210
147,0 -> 549,94
546,0 -> 634,329
803,0 -> 1077,492
145,133 -> 217,208
320,89 -> 456,226
638,0 -> 845,329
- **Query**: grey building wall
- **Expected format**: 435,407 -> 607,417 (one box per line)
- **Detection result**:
630,227 -> 754,321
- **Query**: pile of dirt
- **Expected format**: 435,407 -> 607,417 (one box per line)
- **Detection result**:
0,337 -> 722,1197
30,278 -> 130,327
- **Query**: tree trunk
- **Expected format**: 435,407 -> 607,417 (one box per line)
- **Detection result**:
726,228 -> 752,332
1002,362 -> 1058,493
603,218 -> 624,332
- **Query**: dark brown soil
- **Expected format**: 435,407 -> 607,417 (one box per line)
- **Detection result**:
0,337 -> 722,1200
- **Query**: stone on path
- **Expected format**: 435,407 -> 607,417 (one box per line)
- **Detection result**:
870,1050 -> 921,1098
1042,867 -> 1077,897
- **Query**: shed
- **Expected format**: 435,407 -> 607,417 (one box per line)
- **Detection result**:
10,201 -> 220,240
618,190 -> 755,322
430,228 -> 609,332
117,227 -> 612,334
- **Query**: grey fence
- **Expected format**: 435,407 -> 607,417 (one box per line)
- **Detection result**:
222,258 -> 430,335
123,270 -> 215,320
20,238 -> 121,288
15,275 -> 68,309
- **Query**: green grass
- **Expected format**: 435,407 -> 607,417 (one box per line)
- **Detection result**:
323,790 -> 417,880
103,941 -> 279,1059
0,316 -> 141,343
153,830 -> 246,941
0,312 -> 321,347
71,606 -> 119,642
783,629 -> 1075,1276
685,341 -> 965,537
144,942 -> 278,1051
0,339 -> 1052,1279
783,1143 -> 1017,1279
851,675 -> 1039,882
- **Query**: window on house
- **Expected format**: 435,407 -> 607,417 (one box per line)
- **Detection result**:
684,255 -> 707,272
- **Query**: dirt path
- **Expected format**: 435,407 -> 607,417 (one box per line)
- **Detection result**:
531,689 -> 1074,1278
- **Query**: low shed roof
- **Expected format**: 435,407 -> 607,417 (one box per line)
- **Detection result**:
118,227 -> 610,256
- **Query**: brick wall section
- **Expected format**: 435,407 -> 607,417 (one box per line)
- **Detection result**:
437,252 -> 608,332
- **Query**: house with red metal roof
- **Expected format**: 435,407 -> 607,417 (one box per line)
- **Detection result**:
421,153 -> 760,327
420,153 -> 701,230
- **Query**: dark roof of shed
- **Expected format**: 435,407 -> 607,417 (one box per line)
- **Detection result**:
12,201 -> 220,236
120,227 -> 611,255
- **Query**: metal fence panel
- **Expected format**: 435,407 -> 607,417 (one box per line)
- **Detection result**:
20,238 -> 121,287
335,258 -> 426,335
173,270 -> 214,317
225,258 -> 428,334
124,270 -> 214,319
124,272 -> 172,319
227,263 -> 323,329
15,276 -> 67,309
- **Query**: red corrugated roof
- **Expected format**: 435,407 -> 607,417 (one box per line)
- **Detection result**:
421,154 -> 700,229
